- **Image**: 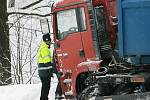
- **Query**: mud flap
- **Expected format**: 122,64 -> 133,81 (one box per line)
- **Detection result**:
95,92 -> 150,100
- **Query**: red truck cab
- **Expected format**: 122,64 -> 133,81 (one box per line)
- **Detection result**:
51,0 -> 117,98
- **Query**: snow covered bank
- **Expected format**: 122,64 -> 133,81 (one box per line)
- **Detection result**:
0,76 -> 58,100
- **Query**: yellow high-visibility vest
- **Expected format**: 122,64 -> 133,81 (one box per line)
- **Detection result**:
38,41 -> 52,63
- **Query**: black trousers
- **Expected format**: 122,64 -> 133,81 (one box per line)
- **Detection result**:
40,77 -> 51,100
55,80 -> 62,96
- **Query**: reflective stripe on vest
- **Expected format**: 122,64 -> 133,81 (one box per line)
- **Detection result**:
38,66 -> 52,70
43,55 -> 50,59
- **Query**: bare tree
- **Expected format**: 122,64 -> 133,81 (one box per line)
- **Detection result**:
5,0 -> 54,84
9,14 -> 43,84
0,0 -> 11,85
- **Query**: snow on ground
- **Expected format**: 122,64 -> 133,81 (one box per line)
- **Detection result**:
0,75 -> 58,100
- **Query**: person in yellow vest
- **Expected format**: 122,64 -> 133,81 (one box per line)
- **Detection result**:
38,33 -> 53,100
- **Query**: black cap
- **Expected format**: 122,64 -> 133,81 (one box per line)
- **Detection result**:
42,34 -> 51,42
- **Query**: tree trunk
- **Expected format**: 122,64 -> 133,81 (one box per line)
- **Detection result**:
0,0 -> 11,85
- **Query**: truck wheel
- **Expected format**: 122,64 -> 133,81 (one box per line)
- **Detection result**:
78,84 -> 99,100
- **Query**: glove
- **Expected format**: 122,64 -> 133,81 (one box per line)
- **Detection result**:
56,71 -> 63,78
56,72 -> 61,78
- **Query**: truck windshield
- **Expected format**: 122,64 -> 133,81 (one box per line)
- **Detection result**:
56,7 -> 86,39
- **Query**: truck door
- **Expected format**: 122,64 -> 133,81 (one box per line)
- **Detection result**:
55,7 -> 86,71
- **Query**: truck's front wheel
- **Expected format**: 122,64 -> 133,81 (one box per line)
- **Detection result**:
78,84 -> 99,100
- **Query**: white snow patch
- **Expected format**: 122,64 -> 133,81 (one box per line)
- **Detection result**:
0,75 -> 58,100
78,60 -> 102,67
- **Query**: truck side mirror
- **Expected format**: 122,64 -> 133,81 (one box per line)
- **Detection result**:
40,18 -> 51,34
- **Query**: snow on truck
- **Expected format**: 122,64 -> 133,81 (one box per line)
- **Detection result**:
41,0 -> 150,99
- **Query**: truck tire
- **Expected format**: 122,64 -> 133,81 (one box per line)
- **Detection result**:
78,84 -> 99,100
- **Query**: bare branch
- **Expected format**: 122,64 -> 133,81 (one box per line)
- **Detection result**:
8,12 -> 51,17
26,67 -> 38,84
9,25 -> 42,32
20,0 -> 44,9
32,6 -> 51,10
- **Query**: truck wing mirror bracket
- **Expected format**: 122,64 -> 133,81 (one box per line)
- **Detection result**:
40,18 -> 51,34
